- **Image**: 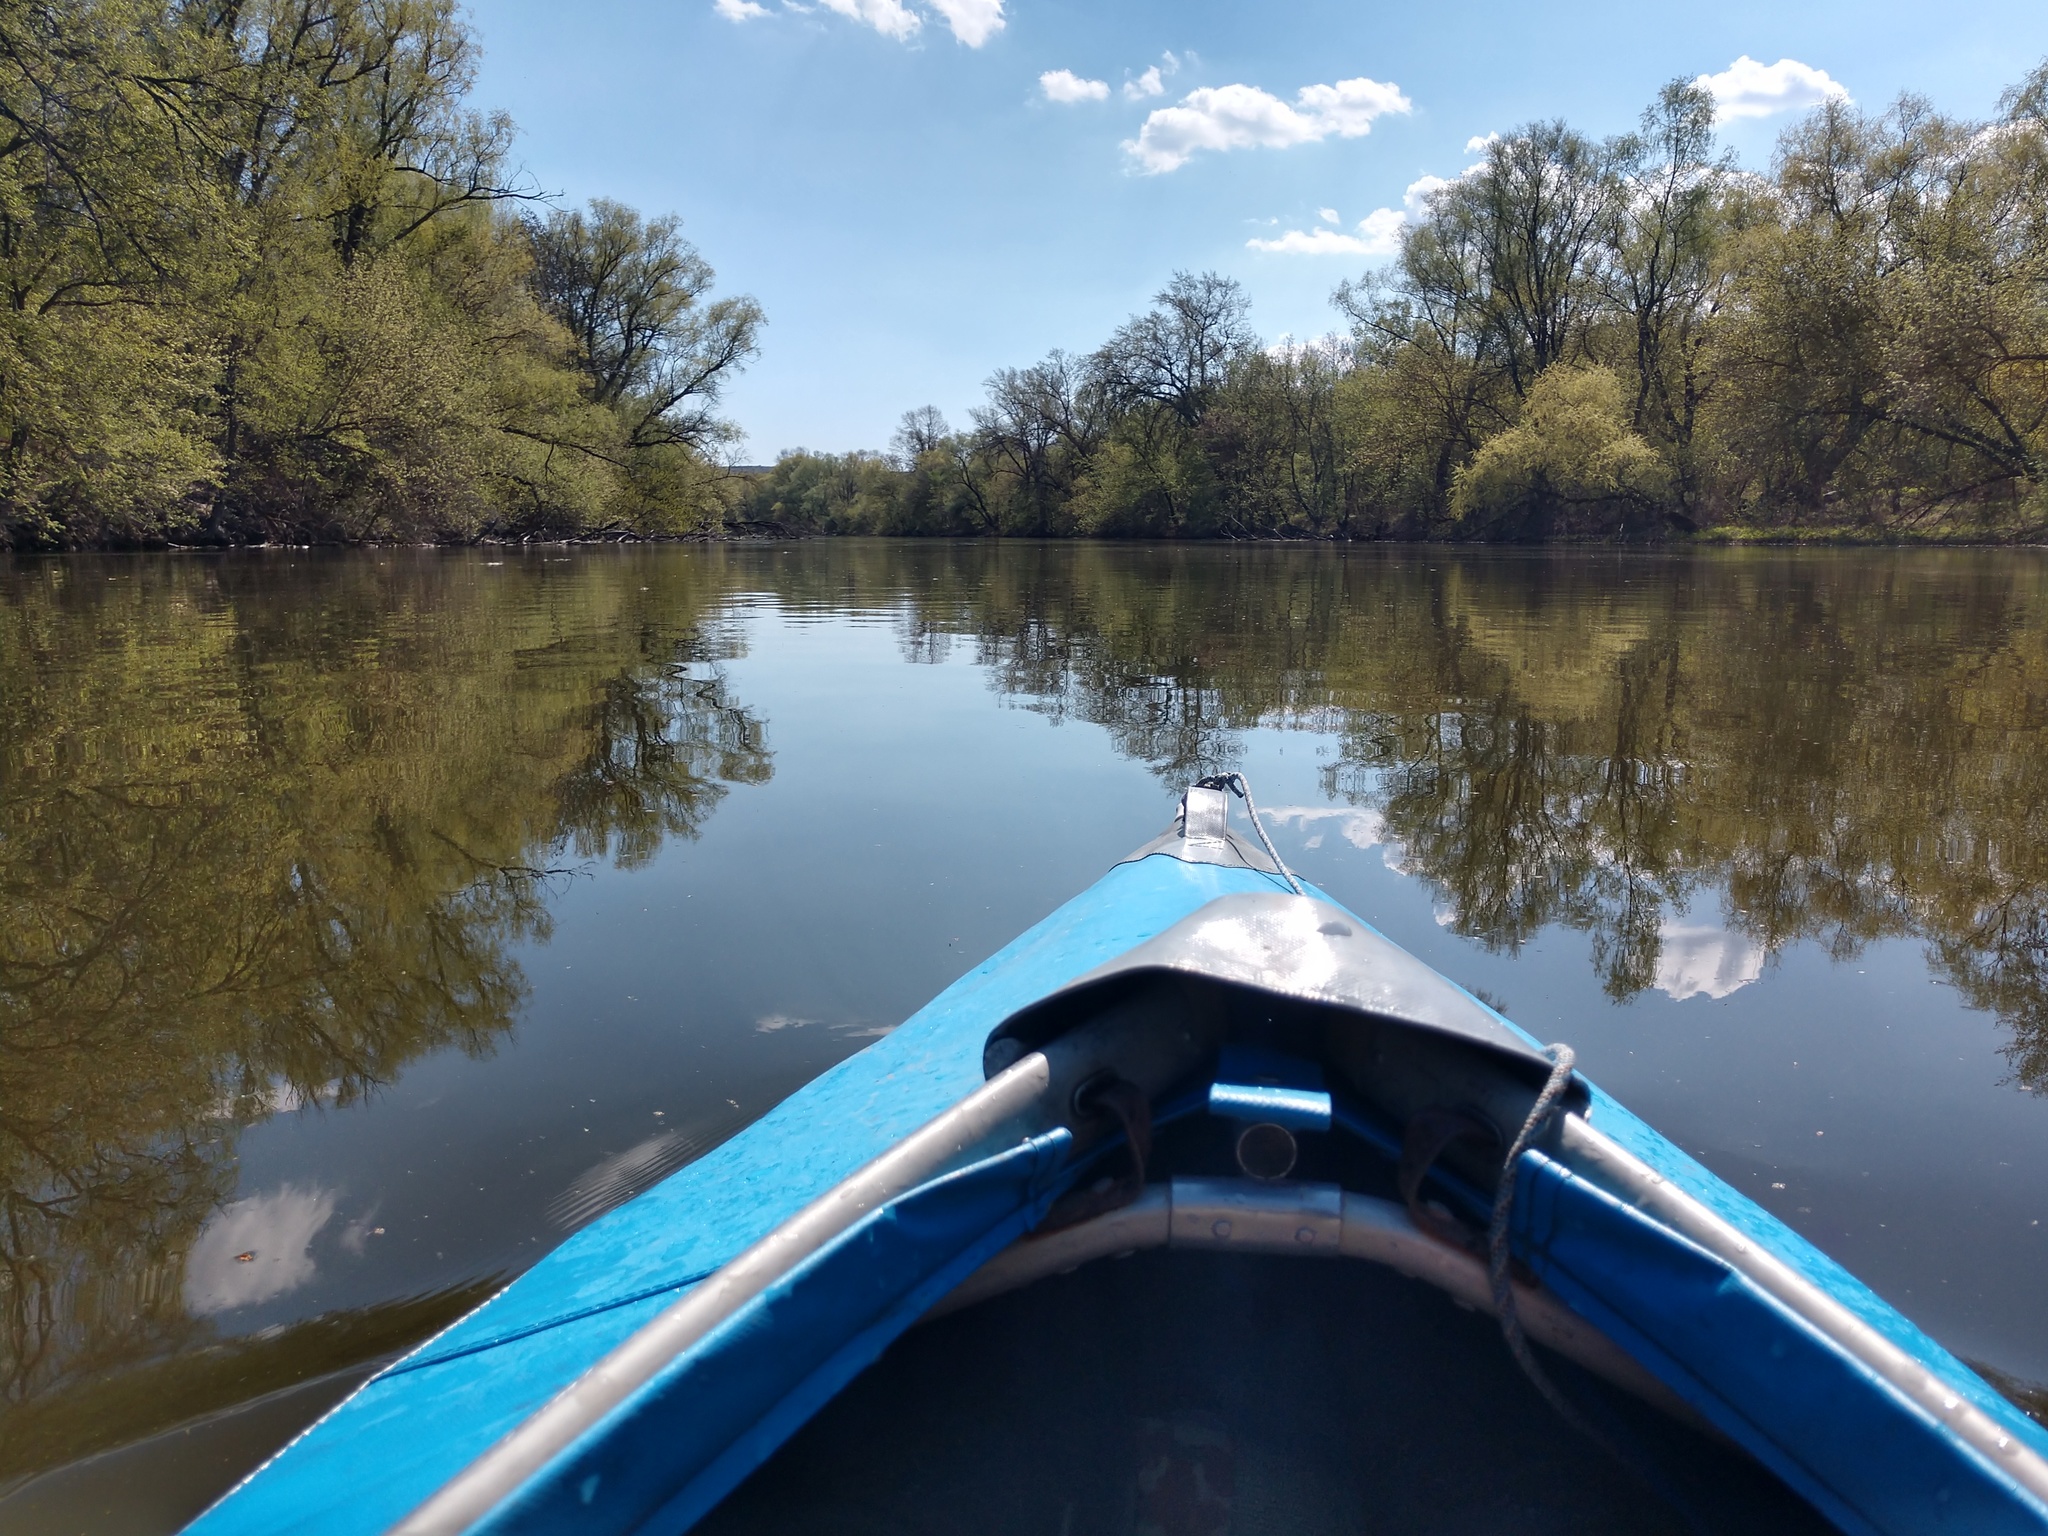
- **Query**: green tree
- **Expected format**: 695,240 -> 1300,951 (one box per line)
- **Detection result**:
1461,123 -> 1622,395
0,0 -> 763,547
1604,80 -> 1732,520
0,0 -> 226,542
525,200 -> 765,534
1452,364 -> 1671,537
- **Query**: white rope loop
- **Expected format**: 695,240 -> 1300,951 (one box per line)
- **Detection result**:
1197,772 -> 1305,896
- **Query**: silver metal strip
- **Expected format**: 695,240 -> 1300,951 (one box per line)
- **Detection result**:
1170,1175 -> 1342,1254
1181,785 -> 1231,848
1558,1115 -> 2048,1501
929,1178 -> 1689,1423
389,1051 -> 1058,1536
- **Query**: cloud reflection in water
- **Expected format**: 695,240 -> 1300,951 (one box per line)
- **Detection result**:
1655,922 -> 1767,1002
183,1185 -> 338,1315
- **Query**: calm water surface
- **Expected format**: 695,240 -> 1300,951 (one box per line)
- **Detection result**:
5,541 -> 2048,1528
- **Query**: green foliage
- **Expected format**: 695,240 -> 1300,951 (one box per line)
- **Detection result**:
739,450 -> 934,534
776,62 -> 2048,545
12,10 -> 2043,546
0,0 -> 762,547
523,200 -> 764,477
1451,366 -> 1671,536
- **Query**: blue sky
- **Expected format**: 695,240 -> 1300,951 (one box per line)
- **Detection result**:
466,0 -> 2048,460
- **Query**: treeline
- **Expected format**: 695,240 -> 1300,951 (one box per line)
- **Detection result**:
747,68 -> 2048,542
0,0 -> 761,549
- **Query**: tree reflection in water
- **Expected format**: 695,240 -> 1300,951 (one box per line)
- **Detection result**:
0,551 -> 770,1464
6,540 -> 2047,1489
800,541 -> 2048,1077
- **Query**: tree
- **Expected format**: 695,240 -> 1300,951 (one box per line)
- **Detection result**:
1332,118 -> 1624,523
1336,200 -> 1516,524
524,200 -> 763,457
188,0 -> 524,262
1451,365 -> 1670,537
1090,271 -> 1256,425
1604,80 -> 1732,518
1461,123 -> 1621,394
891,405 -> 950,465
1204,337 -> 1352,537
0,0 -> 226,542
1871,72 -> 2048,521
0,0 -> 760,546
972,352 -> 1102,535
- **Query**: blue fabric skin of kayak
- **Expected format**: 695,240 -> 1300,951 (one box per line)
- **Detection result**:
184,852 -> 2048,1536
185,855 -> 1292,1536
1515,1146 -> 2048,1535
470,1128 -> 1075,1536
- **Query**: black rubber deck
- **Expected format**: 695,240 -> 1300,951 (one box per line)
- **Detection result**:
700,1247 -> 1835,1536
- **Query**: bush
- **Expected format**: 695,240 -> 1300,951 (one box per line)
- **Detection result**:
1452,367 -> 1671,539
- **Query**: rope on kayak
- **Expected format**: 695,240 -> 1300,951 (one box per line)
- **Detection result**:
1488,1044 -> 1603,1440
1194,772 -> 1304,895
1398,1105 -> 1499,1248
1490,1045 -> 1719,1532
1039,1074 -> 1153,1232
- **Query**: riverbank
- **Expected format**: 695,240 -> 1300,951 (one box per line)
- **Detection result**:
25,525 -> 2040,553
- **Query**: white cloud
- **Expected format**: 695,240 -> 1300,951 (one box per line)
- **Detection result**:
1464,131 -> 1500,154
1123,53 -> 1181,101
1125,74 -> 1412,174
926,0 -> 1003,46
1248,226 -> 1378,255
816,0 -> 922,41
1696,56 -> 1849,122
1335,164 -> 1480,261
1123,52 -> 1181,100
1356,206 -> 1407,254
1258,173 -> 1440,259
1655,920 -> 1766,1001
183,1184 -> 337,1314
1041,69 -> 1109,104
1401,172 -> 1453,211
726,0 -> 1001,45
1295,77 -> 1413,137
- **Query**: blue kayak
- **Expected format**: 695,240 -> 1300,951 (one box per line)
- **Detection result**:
187,780 -> 2048,1536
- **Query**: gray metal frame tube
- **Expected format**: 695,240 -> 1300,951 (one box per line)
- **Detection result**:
1558,1115 -> 2048,1502
389,1051 -> 1057,1536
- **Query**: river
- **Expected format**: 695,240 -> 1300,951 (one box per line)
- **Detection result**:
4,540 -> 2047,1530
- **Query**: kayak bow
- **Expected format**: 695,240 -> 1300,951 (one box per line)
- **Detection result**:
188,782 -> 2048,1536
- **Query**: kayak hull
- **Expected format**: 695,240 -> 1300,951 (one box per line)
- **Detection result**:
185,809 -> 2048,1536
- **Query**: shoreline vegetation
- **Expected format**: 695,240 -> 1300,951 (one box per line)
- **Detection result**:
0,0 -> 762,551
2,9 -> 2044,550
755,69 -> 2048,548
